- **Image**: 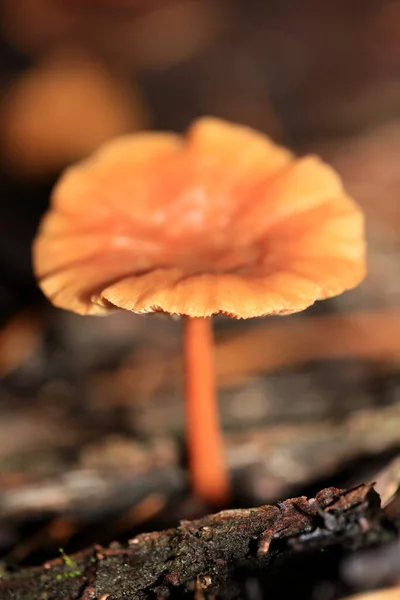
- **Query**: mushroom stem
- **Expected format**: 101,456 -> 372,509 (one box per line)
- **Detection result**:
183,316 -> 229,505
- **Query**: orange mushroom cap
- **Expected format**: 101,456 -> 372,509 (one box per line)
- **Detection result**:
33,117 -> 366,318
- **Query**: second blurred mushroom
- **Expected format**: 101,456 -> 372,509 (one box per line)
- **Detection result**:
1,50 -> 148,180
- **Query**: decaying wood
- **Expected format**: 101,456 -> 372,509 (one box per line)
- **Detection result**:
0,466 -> 184,521
1,405 -> 399,526
342,538 -> 400,590
214,308 -> 400,388
227,404 -> 400,494
342,456 -> 400,591
0,484 -> 398,599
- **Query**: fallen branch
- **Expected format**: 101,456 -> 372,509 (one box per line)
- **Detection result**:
1,484 -> 398,599
2,405 -> 399,524
112,308 -> 400,401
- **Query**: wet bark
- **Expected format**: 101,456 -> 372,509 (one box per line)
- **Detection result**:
1,483 -> 398,600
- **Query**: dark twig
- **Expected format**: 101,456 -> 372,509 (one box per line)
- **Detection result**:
0,483 -> 399,599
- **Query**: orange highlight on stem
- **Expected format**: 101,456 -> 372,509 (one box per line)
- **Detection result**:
183,316 -> 229,505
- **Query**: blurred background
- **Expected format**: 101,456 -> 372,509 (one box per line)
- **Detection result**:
0,0 -> 399,596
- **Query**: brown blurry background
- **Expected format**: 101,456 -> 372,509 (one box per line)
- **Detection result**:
0,0 -> 399,595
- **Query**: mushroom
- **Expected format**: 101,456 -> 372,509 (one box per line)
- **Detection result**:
33,117 -> 366,505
